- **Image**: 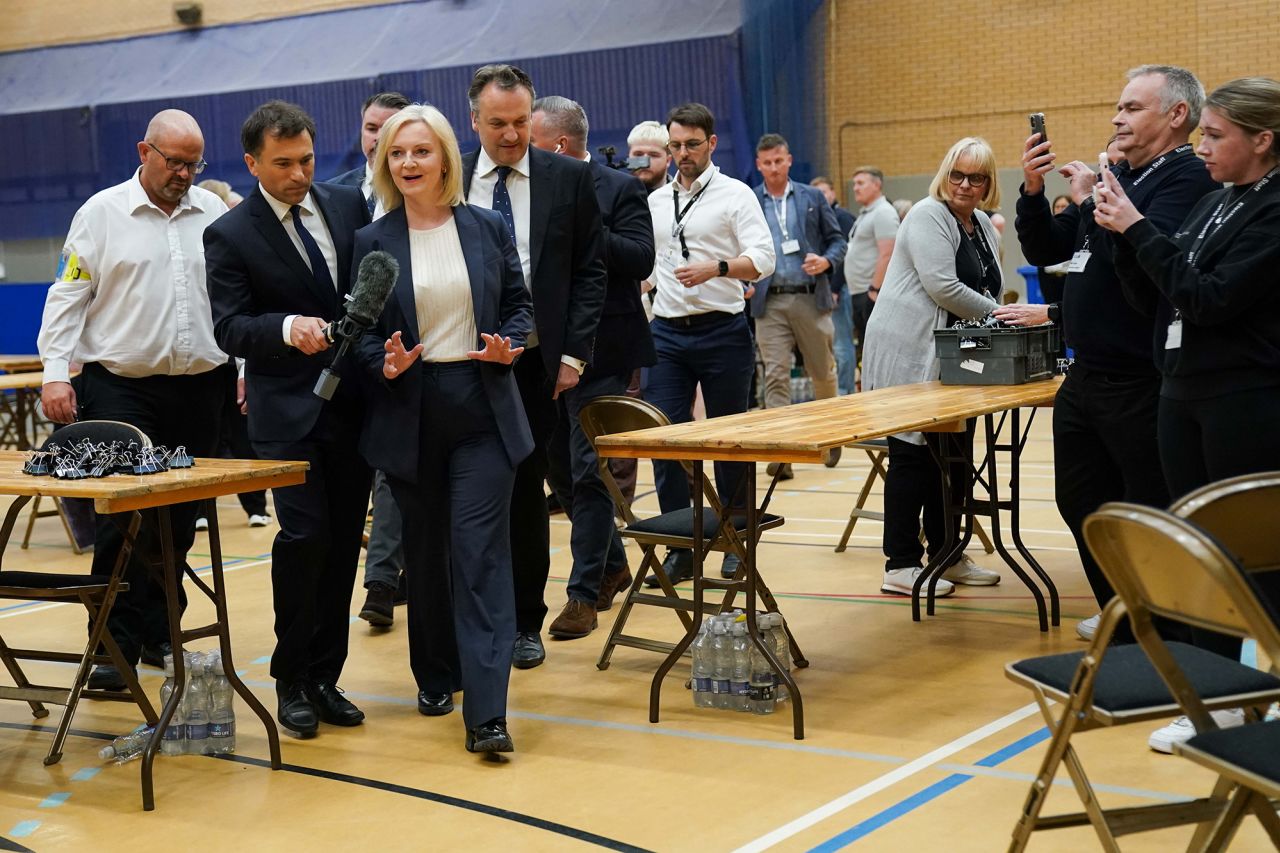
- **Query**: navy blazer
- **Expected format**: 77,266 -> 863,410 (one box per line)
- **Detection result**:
750,181 -> 848,317
352,203 -> 535,482
327,166 -> 365,189
585,159 -> 656,378
205,182 -> 372,442
461,146 -> 606,375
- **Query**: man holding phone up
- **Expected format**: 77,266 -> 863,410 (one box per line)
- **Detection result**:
997,65 -> 1218,640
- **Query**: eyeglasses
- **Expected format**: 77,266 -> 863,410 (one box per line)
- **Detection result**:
948,169 -> 989,187
666,138 -> 708,154
147,142 -> 207,175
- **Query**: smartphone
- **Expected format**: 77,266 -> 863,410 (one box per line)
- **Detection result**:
1028,112 -> 1048,146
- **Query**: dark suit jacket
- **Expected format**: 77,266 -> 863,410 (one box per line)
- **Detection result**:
830,203 -> 857,294
586,159 -> 656,378
352,204 -> 535,481
204,182 -> 372,442
460,146 -> 607,375
750,181 -> 847,317
327,166 -> 365,189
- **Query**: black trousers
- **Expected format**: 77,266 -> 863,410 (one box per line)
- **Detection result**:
79,362 -> 225,665
217,362 -> 266,516
882,426 -> 972,571
253,404 -> 370,687
509,351 -> 559,634
1159,386 -> 1280,660
1053,368 -> 1169,610
388,361 -> 516,730
850,291 -> 874,351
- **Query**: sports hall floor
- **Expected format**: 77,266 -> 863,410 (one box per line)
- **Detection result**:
0,416 -> 1273,851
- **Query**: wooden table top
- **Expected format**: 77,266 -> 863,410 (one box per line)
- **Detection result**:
595,377 -> 1063,463
0,372 -> 47,392
0,452 -> 308,513
0,356 -> 43,373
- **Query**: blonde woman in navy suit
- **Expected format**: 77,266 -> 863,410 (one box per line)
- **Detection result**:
353,104 -> 533,754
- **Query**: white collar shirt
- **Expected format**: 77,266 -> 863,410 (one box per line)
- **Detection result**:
258,184 -> 340,288
647,163 -> 775,318
37,169 -> 229,382
466,147 -> 532,287
360,162 -> 386,220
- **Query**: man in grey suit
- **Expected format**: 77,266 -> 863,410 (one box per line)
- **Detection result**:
327,91 -> 410,627
751,133 -> 847,480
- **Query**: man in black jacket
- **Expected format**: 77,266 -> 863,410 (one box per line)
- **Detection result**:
461,66 -> 607,667
998,65 -> 1219,641
530,96 -> 656,638
205,101 -> 373,738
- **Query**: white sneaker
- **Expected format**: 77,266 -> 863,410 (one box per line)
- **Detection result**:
194,516 -> 209,531
1148,708 -> 1246,754
248,514 -> 272,528
882,566 -> 955,597
1076,613 -> 1101,641
941,553 -> 1000,586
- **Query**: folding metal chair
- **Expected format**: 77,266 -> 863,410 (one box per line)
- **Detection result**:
579,396 -> 800,671
0,420 -> 160,764
1005,503 -> 1280,851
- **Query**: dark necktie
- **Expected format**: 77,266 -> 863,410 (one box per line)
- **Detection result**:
491,165 -> 516,241
290,204 -> 335,293
365,193 -> 376,218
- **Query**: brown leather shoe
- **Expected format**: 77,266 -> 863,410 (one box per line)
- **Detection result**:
595,564 -> 633,612
548,599 -> 598,639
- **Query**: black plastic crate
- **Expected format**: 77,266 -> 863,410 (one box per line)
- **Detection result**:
933,325 -> 1060,385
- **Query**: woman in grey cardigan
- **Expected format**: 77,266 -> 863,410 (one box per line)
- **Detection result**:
862,137 -> 1003,597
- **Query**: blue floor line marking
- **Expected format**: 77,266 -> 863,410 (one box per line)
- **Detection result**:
69,768 -> 98,782
251,656 -> 271,665
806,727 -> 1052,851
8,822 -> 39,838
37,792 -> 69,809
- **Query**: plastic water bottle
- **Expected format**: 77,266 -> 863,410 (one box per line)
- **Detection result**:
748,628 -> 776,715
98,725 -> 155,763
765,613 -> 792,703
207,651 -> 236,754
183,652 -> 211,755
729,622 -> 751,712
159,653 -> 185,756
710,620 -> 732,709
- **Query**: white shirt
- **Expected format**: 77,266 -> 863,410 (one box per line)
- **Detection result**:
359,162 -> 386,220
467,147 -> 532,287
409,217 -> 477,362
648,163 -> 775,318
259,185 -> 341,345
38,169 -> 229,383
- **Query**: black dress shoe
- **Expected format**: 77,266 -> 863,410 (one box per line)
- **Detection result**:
417,691 -> 454,716
87,664 -> 129,692
305,681 -> 365,726
645,548 -> 694,588
358,582 -> 395,627
277,681 -> 319,738
512,632 -> 545,669
140,641 -> 173,668
466,717 -> 514,753
720,552 -> 741,579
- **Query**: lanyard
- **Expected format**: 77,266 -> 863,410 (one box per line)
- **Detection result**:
1185,165 -> 1280,267
1127,143 -> 1195,188
671,173 -> 714,259
769,183 -> 792,239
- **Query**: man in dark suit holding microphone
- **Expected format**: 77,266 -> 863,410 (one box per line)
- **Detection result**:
460,65 -> 607,668
205,100 -> 373,739
530,96 -> 656,637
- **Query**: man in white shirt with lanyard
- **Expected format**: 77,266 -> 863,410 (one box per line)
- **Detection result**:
643,102 -> 775,586
38,109 -> 229,691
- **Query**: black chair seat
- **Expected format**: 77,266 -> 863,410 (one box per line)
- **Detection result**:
850,437 -> 889,449
0,571 -> 111,591
626,508 -> 785,541
1010,642 -> 1280,713
1183,720 -> 1280,784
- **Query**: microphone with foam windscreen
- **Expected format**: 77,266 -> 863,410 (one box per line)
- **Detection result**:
314,249 -> 399,400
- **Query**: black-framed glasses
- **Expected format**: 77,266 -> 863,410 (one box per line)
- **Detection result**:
667,138 -> 707,154
948,169 -> 988,187
147,142 -> 207,175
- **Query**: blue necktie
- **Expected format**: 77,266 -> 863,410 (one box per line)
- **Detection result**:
491,165 -> 516,241
290,205 -> 335,293
365,193 -> 376,218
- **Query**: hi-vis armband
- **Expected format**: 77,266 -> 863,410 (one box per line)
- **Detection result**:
55,249 -> 90,283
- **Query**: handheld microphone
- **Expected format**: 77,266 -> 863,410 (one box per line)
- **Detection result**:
314,250 -> 398,400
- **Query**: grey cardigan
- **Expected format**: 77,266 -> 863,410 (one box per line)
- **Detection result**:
861,196 -> 1001,443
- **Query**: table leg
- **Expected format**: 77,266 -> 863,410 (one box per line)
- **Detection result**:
141,505 -> 183,812
915,433 -> 965,620
982,413 -> 1050,632
1003,409 -> 1059,626
649,461 -> 706,724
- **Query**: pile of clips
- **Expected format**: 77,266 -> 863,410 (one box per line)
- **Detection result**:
949,312 -> 1011,331
21,440 -> 194,480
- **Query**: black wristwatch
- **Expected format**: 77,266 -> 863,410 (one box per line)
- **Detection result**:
717,260 -> 730,277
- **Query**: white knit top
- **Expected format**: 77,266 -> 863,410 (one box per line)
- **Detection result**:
408,215 -> 477,362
